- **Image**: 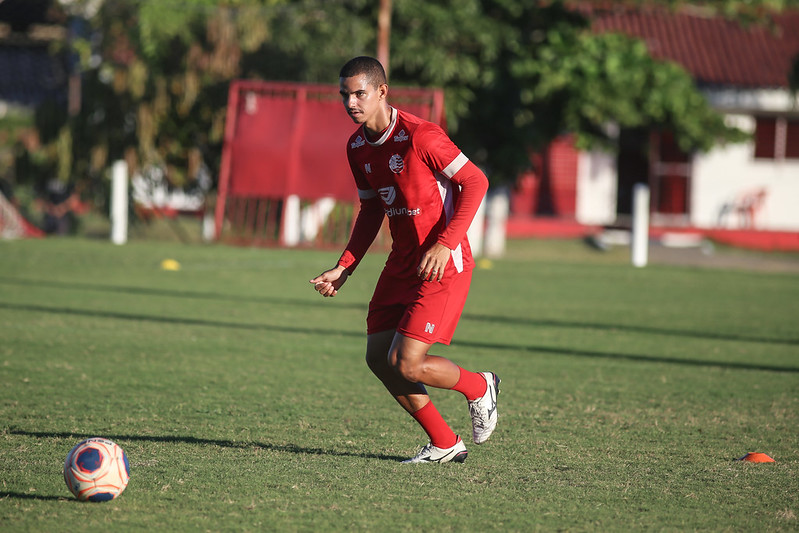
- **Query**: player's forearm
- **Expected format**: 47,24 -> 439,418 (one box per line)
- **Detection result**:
337,198 -> 385,273
437,161 -> 488,249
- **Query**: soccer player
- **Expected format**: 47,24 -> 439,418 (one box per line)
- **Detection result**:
310,56 -> 499,464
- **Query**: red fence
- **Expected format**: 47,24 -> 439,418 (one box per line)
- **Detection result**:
214,80 -> 445,246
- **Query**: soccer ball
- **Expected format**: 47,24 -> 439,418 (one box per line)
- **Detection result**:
63,438 -> 130,502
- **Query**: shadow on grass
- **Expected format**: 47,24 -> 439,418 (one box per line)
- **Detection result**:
0,276 -> 370,311
1,300 -> 798,373
452,338 -> 799,373
2,275 -> 797,348
0,301 -> 363,338
9,429 -> 406,463
460,312 -> 799,348
0,491 -> 66,502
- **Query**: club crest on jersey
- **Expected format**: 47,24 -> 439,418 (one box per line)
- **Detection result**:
351,136 -> 365,149
388,154 -> 404,174
393,129 -> 409,142
378,186 -> 397,205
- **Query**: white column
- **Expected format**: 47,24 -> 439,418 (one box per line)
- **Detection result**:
484,188 -> 509,258
110,160 -> 128,245
631,183 -> 650,268
282,194 -> 301,247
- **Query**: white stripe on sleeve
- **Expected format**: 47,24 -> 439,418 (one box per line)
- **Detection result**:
441,152 -> 469,179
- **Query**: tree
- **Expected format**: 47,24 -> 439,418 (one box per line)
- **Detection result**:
387,1 -> 761,182
52,0 -> 799,196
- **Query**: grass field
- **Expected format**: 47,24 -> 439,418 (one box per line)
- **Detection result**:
1,237 -> 797,531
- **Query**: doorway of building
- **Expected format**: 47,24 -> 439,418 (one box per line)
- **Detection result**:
616,127 -> 650,218
616,128 -> 692,224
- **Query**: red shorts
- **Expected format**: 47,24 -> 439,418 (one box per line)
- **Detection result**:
366,269 -> 472,345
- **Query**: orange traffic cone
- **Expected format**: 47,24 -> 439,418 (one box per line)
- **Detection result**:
737,452 -> 775,463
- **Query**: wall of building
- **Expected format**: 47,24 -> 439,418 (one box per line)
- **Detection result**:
575,149 -> 617,225
691,114 -> 799,232
517,107 -> 799,234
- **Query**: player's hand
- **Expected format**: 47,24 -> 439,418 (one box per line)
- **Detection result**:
418,242 -> 450,282
309,265 -> 349,297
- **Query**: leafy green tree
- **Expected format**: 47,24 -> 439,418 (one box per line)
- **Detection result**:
56,0 -> 798,194
388,1 -> 758,182
65,0 -> 376,193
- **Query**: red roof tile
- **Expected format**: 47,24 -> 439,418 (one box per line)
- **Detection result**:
588,7 -> 799,89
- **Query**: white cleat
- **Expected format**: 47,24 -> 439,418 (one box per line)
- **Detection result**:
468,372 -> 500,444
401,436 -> 468,464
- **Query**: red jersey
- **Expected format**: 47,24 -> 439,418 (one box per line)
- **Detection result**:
338,107 -> 488,278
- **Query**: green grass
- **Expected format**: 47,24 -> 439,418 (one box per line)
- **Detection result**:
1,237 -> 797,531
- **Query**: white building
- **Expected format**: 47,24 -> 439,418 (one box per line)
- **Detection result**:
510,7 -> 799,250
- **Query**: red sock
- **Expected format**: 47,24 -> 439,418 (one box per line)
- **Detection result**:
410,402 -> 458,449
450,367 -> 488,401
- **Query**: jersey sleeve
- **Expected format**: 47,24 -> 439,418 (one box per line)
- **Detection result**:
337,152 -> 385,274
437,159 -> 488,250
413,123 -> 464,174
337,193 -> 384,274
413,124 -> 489,250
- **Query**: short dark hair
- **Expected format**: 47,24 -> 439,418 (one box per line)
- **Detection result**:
339,56 -> 387,88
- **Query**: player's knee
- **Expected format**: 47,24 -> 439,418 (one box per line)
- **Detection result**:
390,353 -> 422,383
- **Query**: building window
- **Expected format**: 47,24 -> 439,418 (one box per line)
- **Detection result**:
754,117 -> 799,160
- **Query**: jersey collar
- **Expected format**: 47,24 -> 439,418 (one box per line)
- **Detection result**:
365,106 -> 397,147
